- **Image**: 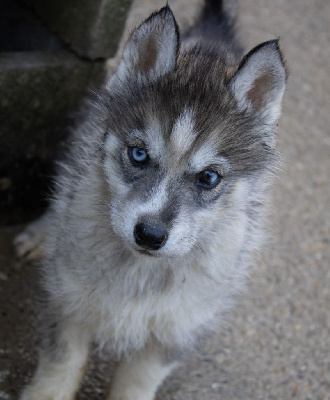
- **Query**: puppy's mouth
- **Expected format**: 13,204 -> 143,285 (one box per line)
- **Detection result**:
137,249 -> 160,257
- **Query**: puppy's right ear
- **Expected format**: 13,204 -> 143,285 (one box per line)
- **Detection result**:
107,6 -> 180,90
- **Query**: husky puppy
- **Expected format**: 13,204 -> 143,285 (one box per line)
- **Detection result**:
15,1 -> 287,399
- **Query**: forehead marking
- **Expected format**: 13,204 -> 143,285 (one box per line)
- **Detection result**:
171,109 -> 197,154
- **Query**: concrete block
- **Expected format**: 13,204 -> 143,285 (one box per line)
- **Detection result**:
24,0 -> 133,59
0,51 -> 104,224
0,51 -> 103,162
0,0 -> 108,224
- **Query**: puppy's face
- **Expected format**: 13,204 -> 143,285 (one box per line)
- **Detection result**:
101,7 -> 286,258
103,108 -> 234,258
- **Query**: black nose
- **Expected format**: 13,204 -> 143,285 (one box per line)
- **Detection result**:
134,222 -> 168,250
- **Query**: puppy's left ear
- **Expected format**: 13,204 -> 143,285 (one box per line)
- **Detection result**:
108,6 -> 179,89
229,40 -> 287,126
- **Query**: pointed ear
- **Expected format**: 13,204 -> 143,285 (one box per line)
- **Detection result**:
229,40 -> 287,125
108,6 -> 179,89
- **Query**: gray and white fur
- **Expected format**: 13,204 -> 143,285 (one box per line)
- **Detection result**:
15,1 -> 287,399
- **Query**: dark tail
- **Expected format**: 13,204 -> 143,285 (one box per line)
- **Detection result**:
203,0 -> 227,19
202,0 -> 238,41
184,0 -> 241,56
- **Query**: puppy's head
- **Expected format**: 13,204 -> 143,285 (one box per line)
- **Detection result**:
101,6 -> 287,258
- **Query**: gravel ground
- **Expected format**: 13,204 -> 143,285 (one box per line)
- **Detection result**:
0,0 -> 329,399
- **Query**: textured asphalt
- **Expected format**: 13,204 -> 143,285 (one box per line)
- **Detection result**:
0,0 -> 329,399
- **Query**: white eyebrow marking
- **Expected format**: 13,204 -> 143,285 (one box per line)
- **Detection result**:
189,141 -> 231,173
171,109 -> 197,154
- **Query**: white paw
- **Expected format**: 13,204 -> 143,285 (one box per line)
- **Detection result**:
14,223 -> 45,262
19,381 -> 74,400
108,387 -> 155,400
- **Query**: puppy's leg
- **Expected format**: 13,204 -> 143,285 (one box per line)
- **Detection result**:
14,211 -> 53,261
108,345 -> 178,400
20,319 -> 90,400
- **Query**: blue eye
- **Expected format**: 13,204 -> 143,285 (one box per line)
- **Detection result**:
197,170 -> 221,189
128,146 -> 148,166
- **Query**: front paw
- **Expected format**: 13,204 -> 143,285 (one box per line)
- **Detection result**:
20,384 -> 73,400
14,222 -> 46,262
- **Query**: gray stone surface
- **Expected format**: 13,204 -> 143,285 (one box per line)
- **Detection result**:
0,0 -> 62,52
0,0 -> 106,224
0,51 -> 102,163
0,0 -> 329,399
0,51 -> 103,224
24,0 -> 133,59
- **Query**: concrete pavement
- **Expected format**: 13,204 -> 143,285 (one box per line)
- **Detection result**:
0,0 -> 329,399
